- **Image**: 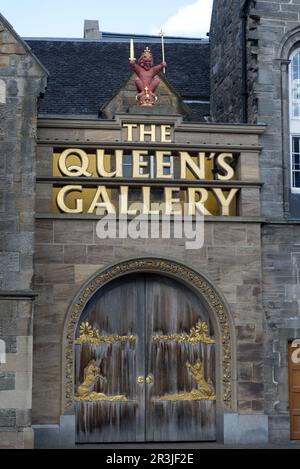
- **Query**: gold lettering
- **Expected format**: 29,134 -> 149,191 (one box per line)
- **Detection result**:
187,188 -> 212,216
164,187 -> 182,215
161,125 -> 172,143
212,188 -> 239,216
58,149 -> 92,177
119,186 -> 138,215
156,151 -> 173,179
180,152 -> 205,180
216,153 -> 235,181
140,124 -> 156,142
56,185 -> 83,214
142,187 -> 160,215
88,186 -> 116,214
132,150 -> 150,178
96,150 -> 123,178
123,124 -> 137,142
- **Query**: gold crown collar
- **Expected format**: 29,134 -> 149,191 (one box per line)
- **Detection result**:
143,46 -> 152,57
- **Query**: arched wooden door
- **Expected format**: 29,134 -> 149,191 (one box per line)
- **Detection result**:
75,274 -> 216,443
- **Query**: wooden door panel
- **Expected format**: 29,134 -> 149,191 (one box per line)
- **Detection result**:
75,273 -> 217,443
289,341 -> 300,440
147,401 -> 216,442
291,394 -> 300,409
75,275 -> 146,443
145,275 -> 216,442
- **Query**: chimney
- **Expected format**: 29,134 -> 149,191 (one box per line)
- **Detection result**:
84,20 -> 101,39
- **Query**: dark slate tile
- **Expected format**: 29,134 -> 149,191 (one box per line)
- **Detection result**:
26,40 -> 210,121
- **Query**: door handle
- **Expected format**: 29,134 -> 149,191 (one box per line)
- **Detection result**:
137,375 -> 153,384
146,375 -> 153,385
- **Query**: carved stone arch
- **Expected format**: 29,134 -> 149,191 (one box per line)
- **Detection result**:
61,257 -> 236,414
278,25 -> 300,60
277,26 -> 300,217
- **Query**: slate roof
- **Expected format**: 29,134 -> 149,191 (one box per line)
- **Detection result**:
25,36 -> 210,121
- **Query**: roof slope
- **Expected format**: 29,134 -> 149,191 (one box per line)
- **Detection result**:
25,39 -> 210,119
0,13 -> 48,77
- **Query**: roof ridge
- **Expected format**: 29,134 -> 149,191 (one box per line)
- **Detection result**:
24,32 -> 209,44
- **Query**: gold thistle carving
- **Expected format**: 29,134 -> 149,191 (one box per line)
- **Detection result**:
152,321 -> 215,345
155,360 -> 216,402
64,259 -> 232,410
76,392 -> 128,402
75,360 -> 128,402
75,322 -> 136,346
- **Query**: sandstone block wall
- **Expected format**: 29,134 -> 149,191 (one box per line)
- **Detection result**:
0,15 -> 47,448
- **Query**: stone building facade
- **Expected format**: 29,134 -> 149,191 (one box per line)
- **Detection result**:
0,0 -> 300,448
210,0 -> 300,442
0,14 -> 47,448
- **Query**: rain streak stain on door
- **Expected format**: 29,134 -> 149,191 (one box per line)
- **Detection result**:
75,274 -> 216,443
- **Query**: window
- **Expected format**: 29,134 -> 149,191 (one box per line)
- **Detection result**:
289,49 -> 300,192
291,51 -> 300,118
123,154 -> 132,178
149,154 -> 174,178
292,136 -> 300,190
122,154 -> 174,178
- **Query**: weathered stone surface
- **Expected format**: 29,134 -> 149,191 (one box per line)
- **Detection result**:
32,217 -> 264,425
101,74 -> 191,120
211,0 -> 300,442
0,409 -> 16,427
210,0 -> 294,218
53,220 -> 94,244
0,13 -> 47,448
0,373 -> 15,391
3,0 -> 300,446
238,382 -> 264,400
223,413 -> 268,444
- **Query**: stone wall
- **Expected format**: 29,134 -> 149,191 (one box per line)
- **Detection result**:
0,15 -> 47,448
210,0 -> 300,442
211,0 -> 300,217
31,117 -> 266,445
246,0 -> 298,218
247,0 -> 300,441
32,219 -> 265,425
210,0 -> 245,123
262,224 -> 300,442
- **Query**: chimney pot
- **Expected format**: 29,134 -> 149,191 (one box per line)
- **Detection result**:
84,20 -> 101,39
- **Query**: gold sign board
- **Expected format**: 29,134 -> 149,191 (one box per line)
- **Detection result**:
52,123 -> 240,217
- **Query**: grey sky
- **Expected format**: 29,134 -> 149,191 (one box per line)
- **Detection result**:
1,0 -> 213,38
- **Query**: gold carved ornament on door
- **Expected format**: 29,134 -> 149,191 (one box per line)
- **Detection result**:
152,320 -> 216,401
74,320 -> 216,402
75,322 -> 136,402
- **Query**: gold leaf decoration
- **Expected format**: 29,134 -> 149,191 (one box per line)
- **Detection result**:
75,322 -> 136,346
75,392 -> 128,402
152,321 -> 215,345
155,359 -> 216,402
75,360 -> 128,402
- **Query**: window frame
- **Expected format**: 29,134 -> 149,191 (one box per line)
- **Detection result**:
290,49 -> 300,121
289,49 -> 300,193
290,134 -> 300,193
